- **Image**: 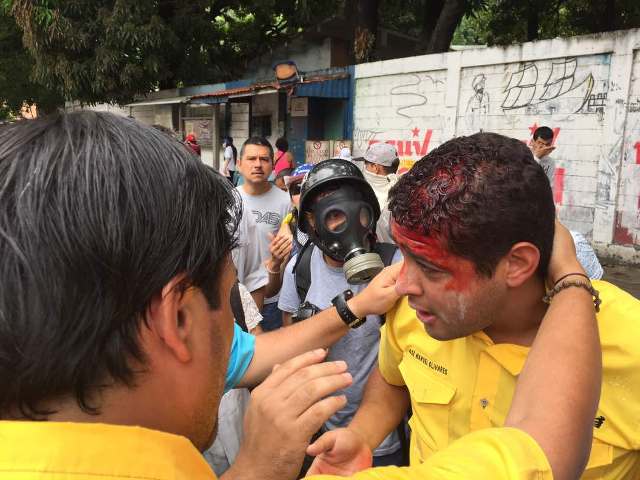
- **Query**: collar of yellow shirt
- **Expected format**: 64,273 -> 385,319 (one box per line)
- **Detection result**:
0,420 -> 216,480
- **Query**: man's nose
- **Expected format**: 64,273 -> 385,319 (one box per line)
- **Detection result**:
395,261 -> 422,297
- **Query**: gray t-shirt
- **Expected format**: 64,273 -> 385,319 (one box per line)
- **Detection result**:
278,246 -> 403,456
237,185 -> 291,304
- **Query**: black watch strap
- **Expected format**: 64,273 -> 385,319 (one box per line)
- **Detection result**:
332,289 -> 366,329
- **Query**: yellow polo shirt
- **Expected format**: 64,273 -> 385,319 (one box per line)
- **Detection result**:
379,280 -> 640,479
0,421 -> 216,479
308,427 -> 552,479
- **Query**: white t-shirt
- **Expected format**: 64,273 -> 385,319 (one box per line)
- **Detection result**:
237,185 -> 291,304
232,209 -> 268,294
224,145 -> 236,171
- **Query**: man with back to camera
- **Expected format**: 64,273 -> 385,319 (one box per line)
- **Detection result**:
0,112 -> 605,480
0,111 -> 402,480
278,159 -> 403,468
236,136 -> 291,330
307,132 -> 640,479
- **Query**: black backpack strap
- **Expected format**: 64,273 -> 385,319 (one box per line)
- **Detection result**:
374,242 -> 398,267
292,240 -> 314,304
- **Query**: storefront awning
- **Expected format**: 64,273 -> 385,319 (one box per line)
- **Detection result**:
189,71 -> 351,104
293,76 -> 350,98
126,96 -> 190,107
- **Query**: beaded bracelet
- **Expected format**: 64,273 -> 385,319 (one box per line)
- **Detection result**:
264,261 -> 282,275
542,280 -> 601,312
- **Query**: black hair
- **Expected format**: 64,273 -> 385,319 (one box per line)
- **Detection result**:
240,136 -> 274,160
0,111 -> 240,419
275,167 -> 294,180
224,136 -> 234,145
275,137 -> 289,152
533,126 -> 554,142
389,132 -> 555,278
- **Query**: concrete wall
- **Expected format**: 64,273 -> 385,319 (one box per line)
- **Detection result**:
244,38 -> 333,80
353,29 -> 640,263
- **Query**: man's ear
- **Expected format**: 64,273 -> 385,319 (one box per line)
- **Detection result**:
145,275 -> 193,364
503,242 -> 541,288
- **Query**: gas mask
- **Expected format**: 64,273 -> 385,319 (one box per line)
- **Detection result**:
307,188 -> 384,284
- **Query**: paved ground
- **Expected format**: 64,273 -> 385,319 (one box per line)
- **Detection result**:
601,262 -> 640,299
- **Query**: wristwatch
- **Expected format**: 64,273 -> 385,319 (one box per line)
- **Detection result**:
331,289 -> 366,329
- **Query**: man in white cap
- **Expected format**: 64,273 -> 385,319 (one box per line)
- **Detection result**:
359,142 -> 400,244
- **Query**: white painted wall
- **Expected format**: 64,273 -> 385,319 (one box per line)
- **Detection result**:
353,28 -> 640,263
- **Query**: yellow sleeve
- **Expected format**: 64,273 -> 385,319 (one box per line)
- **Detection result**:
377,301 -> 406,386
307,428 -> 552,480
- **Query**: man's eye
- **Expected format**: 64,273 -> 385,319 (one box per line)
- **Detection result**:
419,264 -> 442,275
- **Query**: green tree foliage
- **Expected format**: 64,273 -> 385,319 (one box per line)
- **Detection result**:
7,0 -> 340,104
0,9 -> 63,119
453,0 -> 640,46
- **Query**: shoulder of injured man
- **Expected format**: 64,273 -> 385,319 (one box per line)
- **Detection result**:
305,427 -> 552,480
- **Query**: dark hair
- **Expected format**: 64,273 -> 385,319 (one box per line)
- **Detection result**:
275,137 -> 289,152
240,136 -> 274,160
0,111 -> 240,419
533,126 -> 554,142
224,136 -> 234,145
275,167 -> 294,181
389,132 -> 555,277
388,158 -> 400,174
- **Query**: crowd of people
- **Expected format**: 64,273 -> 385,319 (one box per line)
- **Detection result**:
0,112 -> 638,480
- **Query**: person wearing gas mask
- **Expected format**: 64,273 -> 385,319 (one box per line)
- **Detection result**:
278,159 -> 405,469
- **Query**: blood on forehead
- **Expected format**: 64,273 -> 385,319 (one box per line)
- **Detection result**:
391,221 -> 476,292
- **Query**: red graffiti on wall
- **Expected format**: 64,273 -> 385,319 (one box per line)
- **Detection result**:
634,141 -> 640,164
369,128 -> 434,158
554,168 -> 565,205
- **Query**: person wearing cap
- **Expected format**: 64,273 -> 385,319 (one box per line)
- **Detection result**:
360,143 -> 400,244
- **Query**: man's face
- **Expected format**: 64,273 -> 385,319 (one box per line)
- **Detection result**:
364,161 -> 384,176
392,222 -> 506,341
238,144 -> 273,185
530,137 -> 555,158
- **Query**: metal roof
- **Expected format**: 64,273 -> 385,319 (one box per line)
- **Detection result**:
189,71 -> 350,104
126,96 -> 190,107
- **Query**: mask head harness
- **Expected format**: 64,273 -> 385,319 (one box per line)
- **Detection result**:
299,159 -> 383,284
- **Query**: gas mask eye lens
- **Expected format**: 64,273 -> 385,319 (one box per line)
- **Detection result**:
324,209 -> 347,233
359,206 -> 372,228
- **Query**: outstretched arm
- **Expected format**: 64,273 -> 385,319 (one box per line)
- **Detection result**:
505,221 -> 601,480
237,262 -> 402,388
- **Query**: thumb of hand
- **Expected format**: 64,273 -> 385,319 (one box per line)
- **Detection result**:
306,431 -> 337,456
